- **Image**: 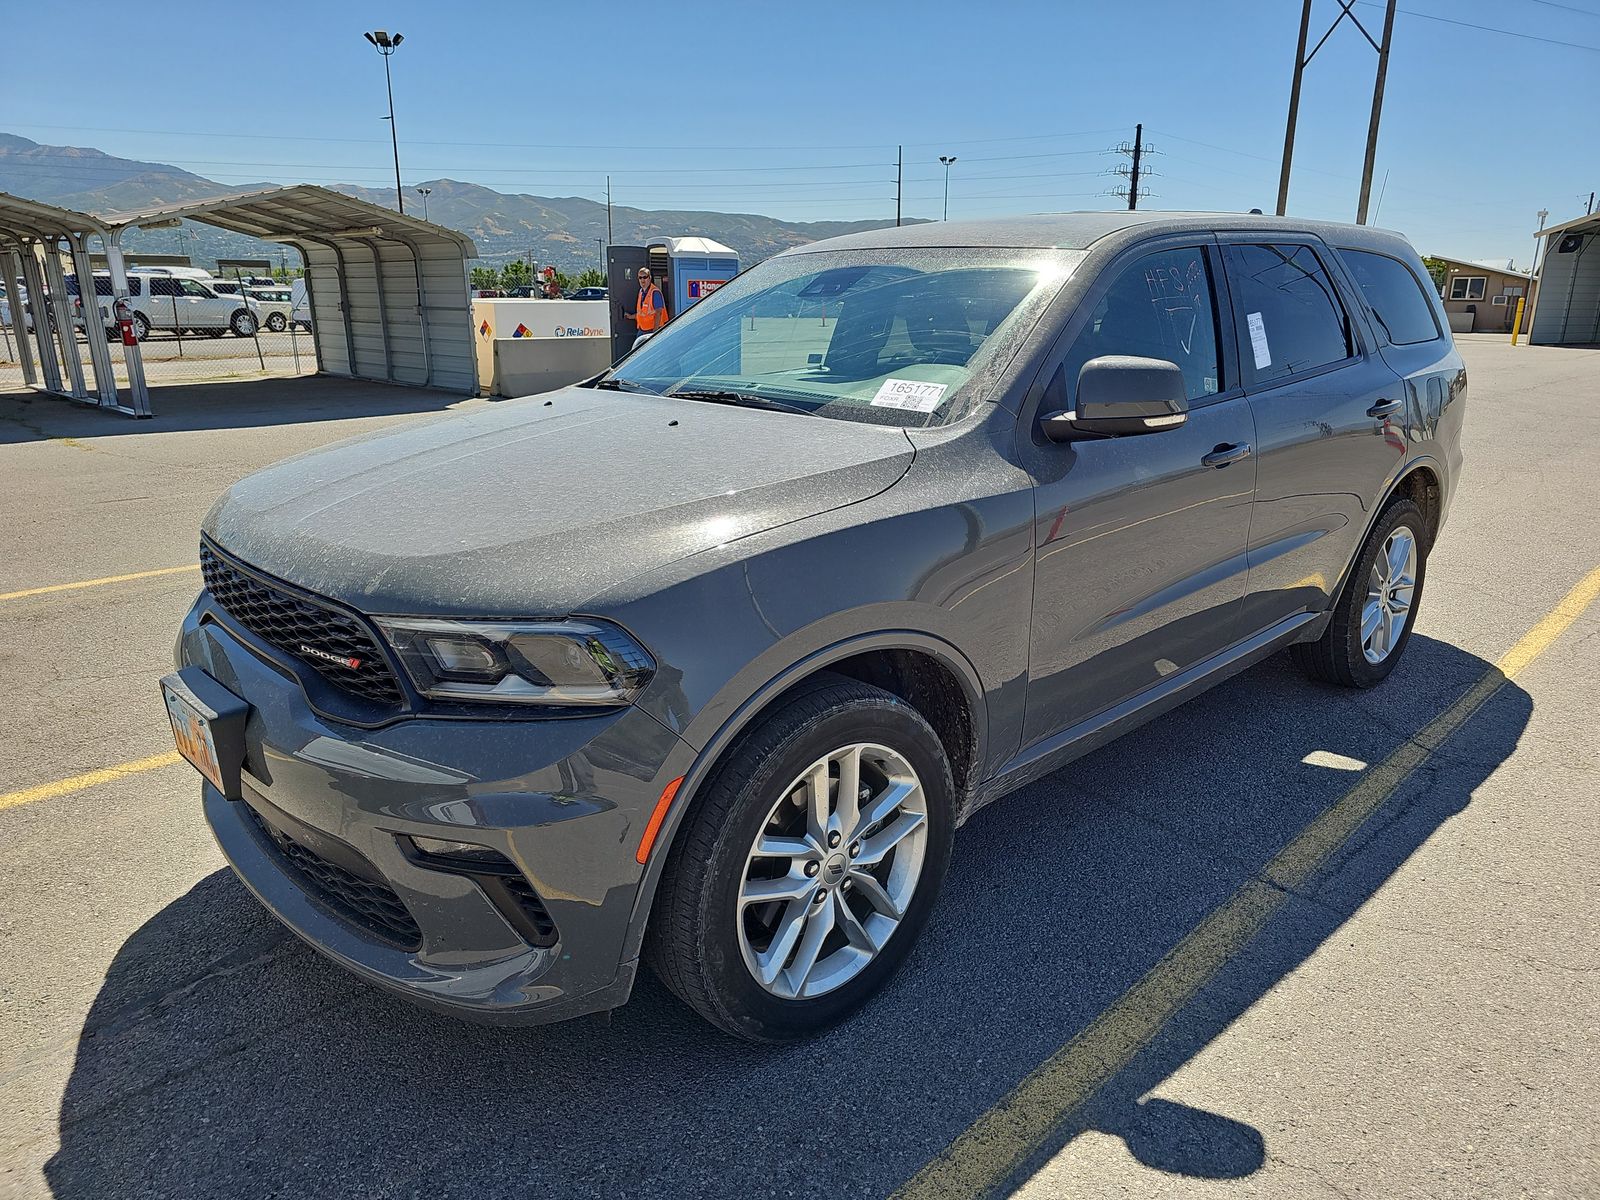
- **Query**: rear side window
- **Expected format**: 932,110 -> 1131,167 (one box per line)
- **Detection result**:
146,276 -> 179,297
1338,250 -> 1440,346
1059,245 -> 1223,403
1226,243 -> 1352,384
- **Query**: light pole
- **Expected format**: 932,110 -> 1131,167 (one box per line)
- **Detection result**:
363,30 -> 406,214
415,186 -> 431,221
939,155 -> 957,221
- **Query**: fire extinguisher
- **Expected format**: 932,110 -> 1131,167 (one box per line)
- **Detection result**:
113,297 -> 137,346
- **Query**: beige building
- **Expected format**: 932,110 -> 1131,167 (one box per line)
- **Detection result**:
1432,255 -> 1535,333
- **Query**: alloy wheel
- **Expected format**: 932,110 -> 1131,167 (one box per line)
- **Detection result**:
736,743 -> 928,1000
1362,525 -> 1418,664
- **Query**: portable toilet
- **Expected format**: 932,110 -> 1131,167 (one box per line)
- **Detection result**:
646,236 -> 740,320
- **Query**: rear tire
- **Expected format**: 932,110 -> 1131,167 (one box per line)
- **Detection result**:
648,675 -> 955,1042
1292,497 -> 1427,688
130,312 -> 150,341
265,312 -> 287,333
230,309 -> 258,337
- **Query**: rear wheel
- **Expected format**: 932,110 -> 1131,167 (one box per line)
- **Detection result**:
648,676 -> 955,1041
129,312 -> 150,341
230,309 -> 258,337
265,312 -> 287,333
1292,497 -> 1427,687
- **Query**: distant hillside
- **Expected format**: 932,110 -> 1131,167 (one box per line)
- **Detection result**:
0,132 -> 920,273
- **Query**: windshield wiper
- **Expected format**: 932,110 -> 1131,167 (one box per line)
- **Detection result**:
586,377 -> 661,394
667,387 -> 814,416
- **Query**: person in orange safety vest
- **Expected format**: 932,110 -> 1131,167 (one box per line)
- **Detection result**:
629,267 -> 669,334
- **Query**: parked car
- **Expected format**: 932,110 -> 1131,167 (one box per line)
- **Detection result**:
166,212 -> 1463,1042
569,286 -> 608,301
209,281 -> 293,332
86,271 -> 259,339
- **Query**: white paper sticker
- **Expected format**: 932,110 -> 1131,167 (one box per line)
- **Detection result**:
1246,311 -> 1272,370
870,378 -> 948,413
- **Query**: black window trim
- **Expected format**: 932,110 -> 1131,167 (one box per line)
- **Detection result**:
1020,232 -> 1241,435
1332,245 -> 1445,347
1215,233 -> 1368,396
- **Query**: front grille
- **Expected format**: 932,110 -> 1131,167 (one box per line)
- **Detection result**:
200,541 -> 404,708
246,806 -> 422,950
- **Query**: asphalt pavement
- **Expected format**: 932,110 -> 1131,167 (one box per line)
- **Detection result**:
0,339 -> 1596,1199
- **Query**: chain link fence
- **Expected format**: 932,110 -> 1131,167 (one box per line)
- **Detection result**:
1,250 -> 316,396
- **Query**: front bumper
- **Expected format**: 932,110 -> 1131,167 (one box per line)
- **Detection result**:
178,594 -> 694,1024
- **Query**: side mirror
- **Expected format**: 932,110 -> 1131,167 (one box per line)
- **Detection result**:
1041,355 -> 1190,442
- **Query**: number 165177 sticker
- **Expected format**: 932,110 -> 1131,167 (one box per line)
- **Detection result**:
870,378 -> 948,413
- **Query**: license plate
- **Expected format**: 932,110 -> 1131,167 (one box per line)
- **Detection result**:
164,680 -> 225,792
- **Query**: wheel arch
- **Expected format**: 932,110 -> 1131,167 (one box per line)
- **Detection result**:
619,629 -> 988,966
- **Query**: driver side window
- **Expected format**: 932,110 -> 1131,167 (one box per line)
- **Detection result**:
1060,246 -> 1222,404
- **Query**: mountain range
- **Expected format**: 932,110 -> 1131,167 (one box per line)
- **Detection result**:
0,133 -> 916,273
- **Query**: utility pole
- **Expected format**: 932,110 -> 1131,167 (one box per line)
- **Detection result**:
1356,0 -> 1398,224
606,176 -> 613,245
1277,0 -> 1313,216
896,146 -> 903,227
1127,124 -> 1143,211
1110,125 -> 1153,209
1276,0 -> 1396,222
1586,191 -> 1596,215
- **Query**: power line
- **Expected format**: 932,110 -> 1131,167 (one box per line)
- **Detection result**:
1356,1 -> 1600,51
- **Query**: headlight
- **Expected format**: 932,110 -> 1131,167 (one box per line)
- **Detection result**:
374,618 -> 655,707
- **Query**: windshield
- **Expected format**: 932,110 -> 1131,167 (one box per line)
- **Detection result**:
604,247 -> 1079,428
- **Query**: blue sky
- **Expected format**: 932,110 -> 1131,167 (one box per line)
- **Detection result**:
3,0 -> 1597,264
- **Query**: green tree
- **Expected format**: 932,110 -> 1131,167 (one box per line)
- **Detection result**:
574,268 -> 606,289
1420,256 -> 1450,293
501,259 -> 533,290
470,265 -> 500,291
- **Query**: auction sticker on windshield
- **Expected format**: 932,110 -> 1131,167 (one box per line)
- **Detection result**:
871,378 -> 948,412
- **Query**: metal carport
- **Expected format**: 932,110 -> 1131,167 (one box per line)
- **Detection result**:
1,185 -> 478,417
1526,212 -> 1600,347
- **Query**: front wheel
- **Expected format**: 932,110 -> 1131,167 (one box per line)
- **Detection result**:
1292,497 -> 1427,687
230,309 -> 258,337
648,676 -> 955,1041
264,312 -> 287,333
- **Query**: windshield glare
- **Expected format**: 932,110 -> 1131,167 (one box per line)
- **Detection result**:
608,248 -> 1078,427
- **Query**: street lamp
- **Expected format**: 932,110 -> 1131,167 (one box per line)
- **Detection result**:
363,30 -> 406,214
939,155 -> 958,221
415,186 -> 431,221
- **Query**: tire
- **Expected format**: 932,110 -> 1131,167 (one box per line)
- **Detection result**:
1292,497 -> 1427,688
130,312 -> 150,342
265,312 -> 287,333
230,309 -> 258,337
648,675 -> 956,1041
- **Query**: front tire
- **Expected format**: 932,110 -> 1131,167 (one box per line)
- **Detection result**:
1292,497 -> 1427,687
265,312 -> 287,332
648,676 -> 955,1041
230,309 -> 258,337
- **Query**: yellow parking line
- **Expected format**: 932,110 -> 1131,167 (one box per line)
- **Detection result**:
0,752 -> 183,815
894,562 -> 1600,1200
0,563 -> 199,603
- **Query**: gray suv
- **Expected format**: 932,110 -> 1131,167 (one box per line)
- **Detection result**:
165,212 -> 1464,1041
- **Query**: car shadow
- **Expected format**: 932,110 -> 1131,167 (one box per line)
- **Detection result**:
0,376 -> 484,445
41,634 -> 1529,1199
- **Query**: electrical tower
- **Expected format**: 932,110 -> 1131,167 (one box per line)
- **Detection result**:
1106,124 -> 1156,210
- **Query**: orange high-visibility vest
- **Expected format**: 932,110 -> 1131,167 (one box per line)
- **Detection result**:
636,283 -> 667,332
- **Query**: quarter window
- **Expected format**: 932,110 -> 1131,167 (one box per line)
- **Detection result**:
1058,245 -> 1222,403
1447,276 -> 1486,301
1226,243 -> 1352,384
1338,249 -> 1441,346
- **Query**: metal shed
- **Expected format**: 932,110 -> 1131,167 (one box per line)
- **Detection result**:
1527,212 -> 1600,347
1,185 -> 478,416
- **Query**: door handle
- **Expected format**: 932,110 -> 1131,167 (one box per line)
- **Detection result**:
1202,442 -> 1252,469
1367,398 -> 1403,419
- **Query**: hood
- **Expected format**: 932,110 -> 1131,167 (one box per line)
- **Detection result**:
204,387 -> 914,616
